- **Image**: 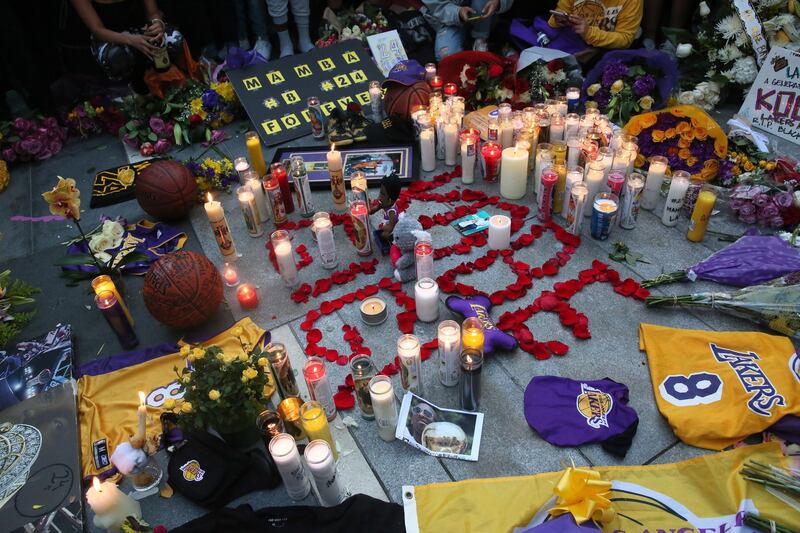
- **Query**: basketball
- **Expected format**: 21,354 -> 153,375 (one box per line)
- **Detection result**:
135,160 -> 198,220
384,81 -> 430,120
143,251 -> 223,329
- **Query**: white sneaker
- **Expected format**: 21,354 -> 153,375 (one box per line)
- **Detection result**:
473,38 -> 488,52
253,38 -> 272,60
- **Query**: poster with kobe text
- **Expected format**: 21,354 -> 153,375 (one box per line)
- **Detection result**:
226,41 -> 385,146
738,46 -> 800,146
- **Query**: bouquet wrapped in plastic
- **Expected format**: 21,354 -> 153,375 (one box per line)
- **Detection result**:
641,232 -> 800,288
646,272 -> 800,338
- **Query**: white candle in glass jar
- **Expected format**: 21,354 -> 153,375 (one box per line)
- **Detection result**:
564,113 -> 580,140
270,433 -> 311,500
444,121 -> 459,166
246,174 -> 270,223
584,160 -> 605,217
414,278 -> 439,322
437,320 -> 461,387
500,145 -> 529,200
662,171 -> 691,226
499,119 -> 514,149
641,156 -> 667,210
271,231 -> 298,287
566,135 -> 581,168
304,439 -> 344,506
562,166 -> 584,215
534,144 -> 553,197
420,125 -> 436,172
397,334 -> 422,395
549,114 -> 565,142
86,477 -> 142,531
234,156 -> 250,183
488,215 -> 511,250
369,376 -> 398,442
460,132 -> 477,184
313,214 -> 337,269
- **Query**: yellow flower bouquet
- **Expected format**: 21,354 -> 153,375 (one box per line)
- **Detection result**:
624,105 -> 727,182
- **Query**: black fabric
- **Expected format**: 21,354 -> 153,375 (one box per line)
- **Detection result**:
601,418 -> 639,458
364,115 -> 415,145
170,494 -> 405,533
384,10 -> 435,66
167,430 -> 280,508
91,0 -> 146,33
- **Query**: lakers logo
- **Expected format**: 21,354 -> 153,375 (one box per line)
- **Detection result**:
180,460 -> 205,482
576,383 -> 612,429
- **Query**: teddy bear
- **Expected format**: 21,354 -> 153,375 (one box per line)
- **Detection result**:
390,213 -> 431,283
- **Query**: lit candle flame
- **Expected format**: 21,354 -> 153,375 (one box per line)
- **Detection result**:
330,143 -> 336,152
93,477 -> 101,492
138,391 -> 146,407
206,192 -> 213,203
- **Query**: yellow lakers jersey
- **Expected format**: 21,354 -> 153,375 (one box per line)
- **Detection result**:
639,323 -> 800,450
78,318 -> 273,477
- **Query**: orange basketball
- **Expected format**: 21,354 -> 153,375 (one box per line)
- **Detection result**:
143,251 -> 223,329
135,160 -> 198,220
384,81 -> 430,120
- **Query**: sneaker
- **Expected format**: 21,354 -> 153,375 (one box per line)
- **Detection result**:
473,38 -> 488,52
253,38 -> 272,60
643,37 -> 656,50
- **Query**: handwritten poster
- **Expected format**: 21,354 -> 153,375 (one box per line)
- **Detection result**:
367,30 -> 408,76
226,41 -> 384,146
739,46 -> 800,145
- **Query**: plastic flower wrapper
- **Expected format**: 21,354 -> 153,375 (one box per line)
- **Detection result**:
642,231 -> 800,288
645,271 -> 800,338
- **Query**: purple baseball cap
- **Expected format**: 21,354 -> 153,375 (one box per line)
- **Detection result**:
381,59 -> 426,88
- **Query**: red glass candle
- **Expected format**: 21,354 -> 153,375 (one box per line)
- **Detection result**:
349,200 -> 372,256
270,162 -> 295,214
414,238 -> 434,280
237,283 -> 259,309
430,75 -> 443,91
480,142 -> 502,182
538,169 -> 559,222
303,357 -> 337,420
443,83 -> 458,96
222,262 -> 239,287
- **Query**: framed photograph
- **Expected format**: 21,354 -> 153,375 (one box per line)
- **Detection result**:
395,392 -> 484,462
271,144 -> 415,190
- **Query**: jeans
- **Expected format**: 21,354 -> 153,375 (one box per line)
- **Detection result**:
428,0 -> 491,60
235,0 -> 269,42
266,0 -> 310,25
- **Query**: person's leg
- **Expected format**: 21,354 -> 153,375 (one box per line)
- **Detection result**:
248,0 -> 272,57
267,0 -> 294,57
234,0 -> 250,48
289,0 -> 314,53
642,0 -> 663,49
469,0 -> 490,50
434,24 -> 465,61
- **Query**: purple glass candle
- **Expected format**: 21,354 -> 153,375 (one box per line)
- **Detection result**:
95,290 -> 139,349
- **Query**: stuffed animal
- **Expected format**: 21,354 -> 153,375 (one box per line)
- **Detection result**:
391,213 -> 430,283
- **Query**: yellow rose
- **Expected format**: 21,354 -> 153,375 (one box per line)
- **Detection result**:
678,148 -> 692,160
222,353 -> 237,364
638,95 -> 654,110
652,129 -> 666,142
694,127 -> 708,141
635,154 -> 646,168
258,357 -> 268,367
42,176 -> 81,220
181,401 -> 193,413
676,121 -> 691,134
163,398 -> 176,410
639,113 -> 658,129
179,345 -> 191,358
587,83 -> 601,96
242,367 -> 259,381
238,353 -> 248,362
686,156 -> 698,167
610,80 -> 624,94
665,128 -> 677,139
678,137 -> 691,149
208,389 -> 221,401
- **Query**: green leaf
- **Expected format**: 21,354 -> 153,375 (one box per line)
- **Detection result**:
125,120 -> 137,131
116,251 -> 150,267
147,132 -> 158,142
625,251 -> 643,266
174,123 -> 183,146
53,253 -> 97,266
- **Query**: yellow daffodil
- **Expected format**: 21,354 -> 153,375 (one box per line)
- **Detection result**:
208,389 -> 221,401
638,95 -> 654,110
42,176 -> 81,220
610,80 -> 624,94
587,83 -> 601,96
181,401 -> 193,413
163,398 -> 176,410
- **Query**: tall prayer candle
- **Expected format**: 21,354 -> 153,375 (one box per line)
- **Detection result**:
487,115 -> 499,143
552,162 -> 567,215
86,477 -> 142,531
566,87 -> 581,113
327,144 -> 346,212
591,192 -> 619,240
414,236 -> 434,280
500,144 -> 529,199
641,155 -> 667,210
460,129 -> 478,183
566,182 -> 588,235
290,156 -> 314,217
269,433 -> 311,500
687,185 -> 717,241
270,162 -> 295,214
606,170 -> 625,197
538,168 -> 558,222
437,320 -> 461,387
566,134 -> 581,168
549,114 -> 565,142
271,230 -> 298,287
350,171 -> 369,205
237,185 -> 263,237
305,439 -> 345,506
369,375 -> 398,442
499,116 -> 514,149
264,174 -> 288,226
397,334 -> 423,395
533,143 -> 553,197
303,358 -> 337,421
462,317 -> 484,354
444,117 -> 459,166
245,131 -> 267,177
460,349 -> 483,412
267,342 -> 300,398
662,171 -> 691,227
204,193 -> 237,260
562,165 -> 584,215
480,142 -> 502,182
414,278 -> 439,323
350,354 -> 377,419
92,275 -> 132,325
244,171 -> 270,223
308,96 -> 326,139
349,199 -> 372,256
488,214 -> 511,250
234,156 -> 250,185
300,401 -> 337,460
619,173 -> 645,229
584,161 -> 605,217
313,212 -> 337,269
420,123 -> 436,172
96,291 -> 138,349
369,81 -> 384,120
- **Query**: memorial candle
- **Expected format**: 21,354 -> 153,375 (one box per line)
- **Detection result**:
256,409 -> 285,442
414,236 -> 434,280
236,283 -> 259,309
303,358 -> 337,421
488,214 -> 511,250
591,192 -> 619,240
245,131 -> 267,177
562,165 -> 584,215
430,75 -> 443,92
369,375 -> 398,442
349,199 -> 372,256
566,182 -> 588,235
92,275 -> 132,325
96,291 -> 138,349
267,342 -> 300,398
443,82 -> 458,96
270,162 -> 295,214
350,354 -> 377,419
134,391 -> 147,445
538,168 -> 558,221
549,113 -> 565,142
619,173 -> 645,230
271,229 -> 298,287
552,162 -> 567,215
500,144 -> 529,200
398,334 -> 423,395
444,117 -> 459,166
687,185 -> 717,241
313,211 -> 337,269
368,81 -> 384,120
606,170 -> 625,197
305,439 -> 345,506
424,62 -> 437,81
462,316 -> 484,353
662,171 -> 691,227
564,112 -> 580,140
300,401 -> 337,459
234,156 -> 250,184
222,262 -> 239,287
414,278 -> 439,323
437,320 -> 461,387
584,160 -> 605,217
237,185 -> 263,237
566,87 -> 581,113
499,116 -> 514,149
264,174 -> 288,226
533,143 -> 553,197
86,477 -> 142,532
420,123 -> 436,172
349,171 -> 369,205
566,134 -> 581,168
290,156 -> 314,217
204,193 -> 237,260
480,142 -> 502,182
460,349 -> 483,412
641,155 -> 667,211
327,144 -> 346,212
269,433 -> 311,500
244,171 -> 270,224
460,129 -> 478,183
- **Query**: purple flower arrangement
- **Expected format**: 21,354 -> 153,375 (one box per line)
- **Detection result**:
0,116 -> 67,163
729,184 -> 792,228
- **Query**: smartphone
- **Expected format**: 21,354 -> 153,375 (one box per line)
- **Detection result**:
466,15 -> 483,23
549,10 -> 569,17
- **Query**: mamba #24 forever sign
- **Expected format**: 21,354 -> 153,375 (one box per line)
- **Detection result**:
739,46 -> 800,145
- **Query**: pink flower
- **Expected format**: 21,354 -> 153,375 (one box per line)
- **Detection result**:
13,117 -> 32,132
20,136 -> 43,155
153,138 -> 172,154
209,129 -> 225,144
36,147 -> 53,160
48,140 -> 63,155
149,116 -> 167,135
140,142 -> 155,156
2,148 -> 16,162
42,117 -> 59,130
122,133 -> 138,147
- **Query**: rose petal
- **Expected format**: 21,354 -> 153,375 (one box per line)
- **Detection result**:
333,390 -> 355,410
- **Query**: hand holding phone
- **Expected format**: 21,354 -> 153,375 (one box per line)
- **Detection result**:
550,10 -> 570,24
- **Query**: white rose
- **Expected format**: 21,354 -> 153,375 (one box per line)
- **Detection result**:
341,27 -> 352,38
699,1 -> 710,16
678,91 -> 695,104
676,43 -> 693,58
102,220 -> 124,240
352,26 -> 361,36
89,234 -> 115,253
794,190 -> 800,208
93,251 -> 112,265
